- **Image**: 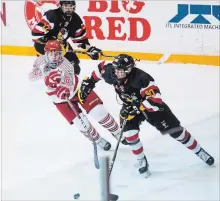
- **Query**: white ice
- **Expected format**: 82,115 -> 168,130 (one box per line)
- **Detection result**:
1,55 -> 219,200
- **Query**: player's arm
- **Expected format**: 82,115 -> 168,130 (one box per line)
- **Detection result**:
139,74 -> 163,112
77,61 -> 106,103
31,11 -> 55,43
28,57 -> 44,81
67,14 -> 102,60
120,74 -> 163,121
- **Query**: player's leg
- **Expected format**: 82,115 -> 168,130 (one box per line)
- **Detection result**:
149,103 -> 214,165
80,90 -> 128,145
120,113 -> 150,176
54,99 -> 111,151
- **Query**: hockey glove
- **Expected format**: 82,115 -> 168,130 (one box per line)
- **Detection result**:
45,70 -> 62,88
120,96 -> 142,121
120,105 -> 139,121
78,77 -> 96,104
56,85 -> 70,99
86,46 -> 102,60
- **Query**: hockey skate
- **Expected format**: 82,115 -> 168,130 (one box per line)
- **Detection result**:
97,137 -> 111,151
135,156 -> 151,178
196,148 -> 214,166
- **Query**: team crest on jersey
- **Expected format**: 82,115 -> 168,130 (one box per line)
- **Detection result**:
24,0 -> 59,30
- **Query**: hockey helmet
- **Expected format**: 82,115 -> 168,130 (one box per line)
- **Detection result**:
60,0 -> 76,17
112,54 -> 135,82
44,40 -> 63,68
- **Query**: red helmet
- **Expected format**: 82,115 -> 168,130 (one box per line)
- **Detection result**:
45,40 -> 62,52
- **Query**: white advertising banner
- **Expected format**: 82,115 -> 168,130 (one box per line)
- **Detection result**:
1,1 -> 220,56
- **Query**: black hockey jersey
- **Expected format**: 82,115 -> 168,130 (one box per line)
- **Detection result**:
31,7 -> 89,47
91,61 -> 163,112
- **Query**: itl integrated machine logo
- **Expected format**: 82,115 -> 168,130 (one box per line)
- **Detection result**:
166,4 -> 220,30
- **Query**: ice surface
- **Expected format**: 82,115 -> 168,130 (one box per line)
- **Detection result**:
1,55 -> 219,200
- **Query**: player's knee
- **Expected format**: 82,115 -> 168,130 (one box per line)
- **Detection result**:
88,104 -> 107,121
72,112 -> 90,132
169,126 -> 184,138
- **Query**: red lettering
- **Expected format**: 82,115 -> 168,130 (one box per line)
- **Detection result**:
1,2 -> 6,26
106,17 -> 126,40
83,16 -> 151,42
128,18 -> 151,41
122,1 -> 145,14
83,16 -> 105,40
87,0 -> 108,12
109,0 -> 120,13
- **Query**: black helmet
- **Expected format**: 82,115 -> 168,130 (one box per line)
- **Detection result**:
60,0 -> 76,17
112,54 -> 135,72
60,0 -> 76,6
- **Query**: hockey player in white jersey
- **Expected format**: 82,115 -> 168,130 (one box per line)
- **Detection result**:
29,40 -> 128,150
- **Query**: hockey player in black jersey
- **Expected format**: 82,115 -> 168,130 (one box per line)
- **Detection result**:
31,0 -> 101,75
78,53 -> 215,176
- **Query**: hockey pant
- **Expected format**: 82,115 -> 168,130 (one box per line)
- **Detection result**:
55,90 -> 121,140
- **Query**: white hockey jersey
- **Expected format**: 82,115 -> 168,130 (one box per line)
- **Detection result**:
29,55 -> 79,103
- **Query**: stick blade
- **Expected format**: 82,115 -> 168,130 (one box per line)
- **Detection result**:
109,193 -> 119,201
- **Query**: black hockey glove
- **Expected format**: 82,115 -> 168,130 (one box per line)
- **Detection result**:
78,77 -> 96,103
120,96 -> 141,121
86,46 -> 102,60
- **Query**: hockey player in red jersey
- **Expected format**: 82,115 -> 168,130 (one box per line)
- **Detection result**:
78,53 -> 215,176
31,0 -> 101,75
29,40 -> 128,151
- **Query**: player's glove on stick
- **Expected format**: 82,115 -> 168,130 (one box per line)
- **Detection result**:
86,46 -> 102,60
78,77 -> 96,103
120,96 -> 142,121
120,105 -> 139,121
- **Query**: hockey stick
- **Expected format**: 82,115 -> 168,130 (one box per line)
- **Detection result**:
109,120 -> 127,177
66,38 -> 140,61
65,98 -> 100,169
104,120 -> 126,201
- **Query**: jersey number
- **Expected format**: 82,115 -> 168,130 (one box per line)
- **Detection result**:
145,89 -> 155,97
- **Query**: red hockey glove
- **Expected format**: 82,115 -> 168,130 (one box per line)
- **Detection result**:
56,85 -> 70,99
45,70 -> 62,88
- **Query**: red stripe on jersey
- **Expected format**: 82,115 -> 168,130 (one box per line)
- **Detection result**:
46,90 -> 57,96
75,28 -> 85,37
32,27 -> 44,34
40,19 -> 51,28
92,71 -> 101,81
149,97 -> 162,104
141,103 -> 155,112
71,35 -> 88,43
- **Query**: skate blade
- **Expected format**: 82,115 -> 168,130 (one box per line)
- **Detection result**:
145,170 -> 151,178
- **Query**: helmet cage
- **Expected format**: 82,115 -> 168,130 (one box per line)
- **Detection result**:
45,50 -> 63,69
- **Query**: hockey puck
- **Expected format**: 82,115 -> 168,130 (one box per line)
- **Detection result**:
73,193 -> 80,199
